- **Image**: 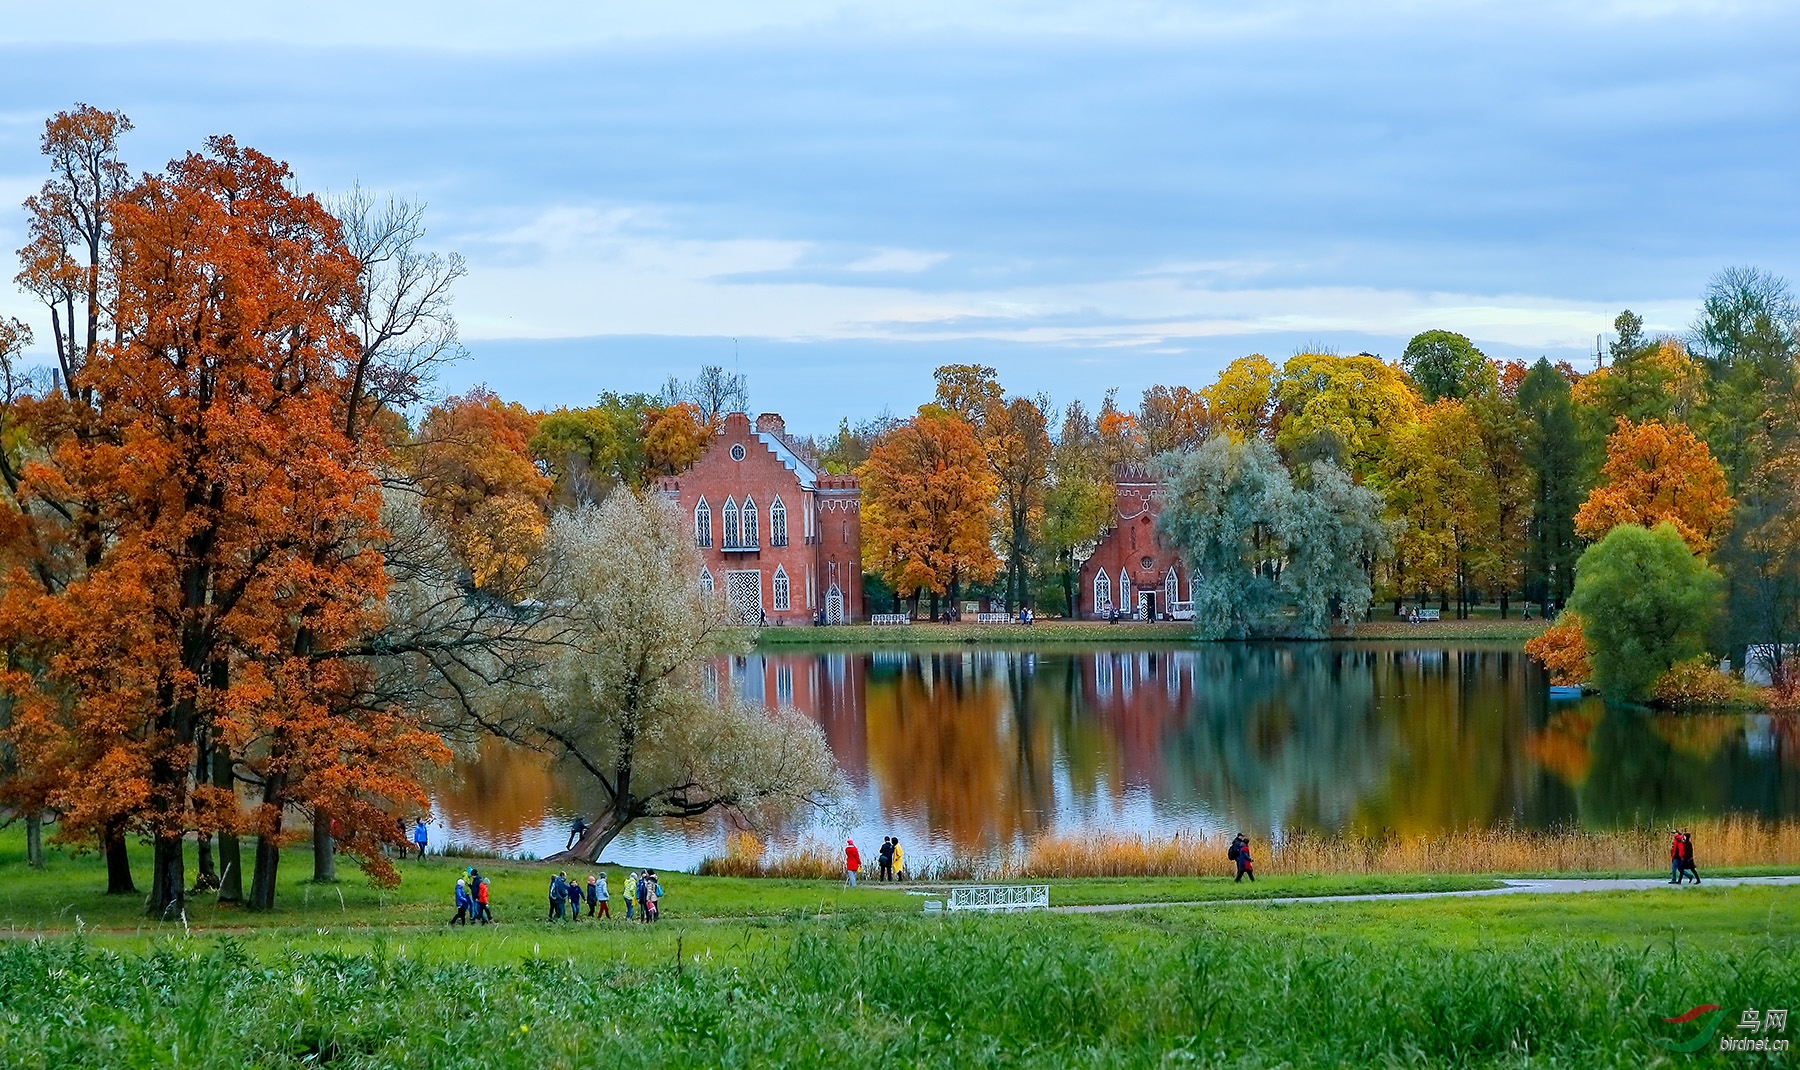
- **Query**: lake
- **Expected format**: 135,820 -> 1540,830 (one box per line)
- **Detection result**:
427,643 -> 1800,870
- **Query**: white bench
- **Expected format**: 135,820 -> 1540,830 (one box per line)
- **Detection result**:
944,884 -> 1050,913
975,613 -> 1016,624
1414,608 -> 1441,622
870,613 -> 912,626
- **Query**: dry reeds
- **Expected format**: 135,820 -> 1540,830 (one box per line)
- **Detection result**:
1005,817 -> 1800,879
702,817 -> 1800,880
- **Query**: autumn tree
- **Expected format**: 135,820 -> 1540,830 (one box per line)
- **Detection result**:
498,491 -> 841,863
1096,389 -> 1146,468
932,364 -> 1004,428
859,408 -> 999,620
1523,612 -> 1591,687
1138,384 -> 1211,453
1273,351 -> 1419,481
531,392 -> 709,504
1575,418 -> 1735,554
413,388 -> 551,591
0,135 -> 407,918
1204,354 -> 1277,439
1468,377 -> 1534,616
984,396 -> 1052,611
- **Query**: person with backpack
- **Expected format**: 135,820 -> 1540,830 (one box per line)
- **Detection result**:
878,837 -> 894,882
451,878 -> 471,925
1679,831 -> 1701,884
1229,833 -> 1255,883
634,871 -> 650,923
549,872 -> 569,920
891,839 -> 905,881
645,871 -> 661,921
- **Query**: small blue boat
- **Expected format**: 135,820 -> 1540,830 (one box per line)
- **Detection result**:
1547,684 -> 1585,701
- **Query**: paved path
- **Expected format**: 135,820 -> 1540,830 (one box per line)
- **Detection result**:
1052,874 -> 1800,914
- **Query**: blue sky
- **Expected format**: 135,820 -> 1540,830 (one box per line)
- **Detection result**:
2,1 -> 1796,432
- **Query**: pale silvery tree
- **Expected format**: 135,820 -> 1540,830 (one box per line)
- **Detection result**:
537,489 -> 843,863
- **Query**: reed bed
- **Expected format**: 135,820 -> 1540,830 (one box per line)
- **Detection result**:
707,817 -> 1800,880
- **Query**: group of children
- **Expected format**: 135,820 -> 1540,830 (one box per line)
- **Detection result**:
546,869 -> 663,921
449,869 -> 494,923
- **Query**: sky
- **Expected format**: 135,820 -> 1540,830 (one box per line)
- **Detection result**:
2,1 -> 1797,433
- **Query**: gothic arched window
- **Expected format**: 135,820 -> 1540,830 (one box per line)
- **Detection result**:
772,566 -> 791,610
699,567 -> 715,595
1094,571 -> 1112,613
770,497 -> 788,547
1119,569 -> 1133,615
742,497 -> 760,548
722,498 -> 740,549
694,498 -> 711,548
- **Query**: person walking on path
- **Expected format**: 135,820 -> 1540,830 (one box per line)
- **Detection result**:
891,839 -> 905,881
594,871 -> 610,919
451,878 -> 471,925
1679,831 -> 1701,884
1230,833 -> 1255,883
645,871 -> 661,921
549,872 -> 570,920
1670,831 -> 1684,883
845,839 -> 862,887
412,819 -> 429,860
473,872 -> 493,923
878,837 -> 894,882
634,871 -> 650,923
624,872 -> 636,920
585,875 -> 598,917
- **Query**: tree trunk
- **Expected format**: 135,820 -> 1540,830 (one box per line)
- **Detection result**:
249,833 -> 282,912
194,731 -> 218,889
213,743 -> 243,902
312,810 -> 336,883
146,833 -> 185,919
545,809 -> 628,864
104,824 -> 136,895
248,773 -> 285,911
25,813 -> 43,869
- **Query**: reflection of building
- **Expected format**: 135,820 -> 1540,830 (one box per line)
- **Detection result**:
714,652 -> 870,785
1077,465 -> 1191,619
658,412 -> 863,624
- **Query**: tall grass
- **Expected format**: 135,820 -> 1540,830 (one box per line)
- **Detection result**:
710,817 -> 1800,881
2,899 -> 1794,1069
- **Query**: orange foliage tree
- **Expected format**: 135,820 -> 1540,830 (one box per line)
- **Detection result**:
0,124 -> 439,917
859,408 -> 999,619
413,387 -> 552,591
1574,418 -> 1735,553
1524,612 -> 1591,686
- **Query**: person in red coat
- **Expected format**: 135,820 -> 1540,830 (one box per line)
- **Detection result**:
845,838 -> 862,887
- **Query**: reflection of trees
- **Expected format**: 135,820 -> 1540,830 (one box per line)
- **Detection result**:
432,736 -> 570,850
863,653 -> 1057,850
1159,645 -> 1391,833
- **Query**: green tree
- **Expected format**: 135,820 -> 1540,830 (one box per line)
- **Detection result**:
1567,523 -> 1722,701
1690,267 -> 1798,492
1401,330 -> 1487,402
1516,359 -> 1587,614
1035,401 -> 1111,616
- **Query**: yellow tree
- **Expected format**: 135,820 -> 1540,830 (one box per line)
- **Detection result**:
859,408 -> 999,620
1138,384 -> 1211,453
1204,354 -> 1277,438
412,388 -> 552,591
1575,418 -> 1735,553
1274,352 -> 1420,480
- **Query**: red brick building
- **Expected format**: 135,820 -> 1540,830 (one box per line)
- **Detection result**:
658,412 -> 864,625
1076,465 -> 1192,620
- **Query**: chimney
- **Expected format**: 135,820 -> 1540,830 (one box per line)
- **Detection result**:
755,413 -> 786,438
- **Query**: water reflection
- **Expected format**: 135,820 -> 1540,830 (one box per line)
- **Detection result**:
430,644 -> 1800,870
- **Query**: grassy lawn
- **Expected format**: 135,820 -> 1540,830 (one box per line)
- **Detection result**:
1,884 -> 1794,1067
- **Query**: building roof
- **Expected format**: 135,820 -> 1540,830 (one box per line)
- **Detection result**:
755,427 -> 818,491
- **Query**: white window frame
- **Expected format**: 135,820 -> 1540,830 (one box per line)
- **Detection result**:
695,498 -> 711,548
742,497 -> 760,548
1164,566 -> 1179,608
1094,571 -> 1112,612
722,498 -> 741,549
699,566 -> 715,595
772,566 -> 791,611
770,496 -> 788,547
1119,569 -> 1133,617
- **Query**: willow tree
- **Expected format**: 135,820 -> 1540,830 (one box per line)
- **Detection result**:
525,490 -> 841,863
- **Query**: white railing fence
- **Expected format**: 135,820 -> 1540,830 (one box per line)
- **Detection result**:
944,884 -> 1051,913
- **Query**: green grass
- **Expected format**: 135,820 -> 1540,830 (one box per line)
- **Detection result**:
1,887 -> 1795,1067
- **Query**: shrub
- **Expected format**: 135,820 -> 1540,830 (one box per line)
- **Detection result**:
1651,656 -> 1758,708
1524,612 -> 1590,685
1567,522 -> 1722,701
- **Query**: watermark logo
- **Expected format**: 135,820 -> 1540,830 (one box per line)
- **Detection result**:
1655,1005 -> 1726,1053
1655,1005 -> 1789,1055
